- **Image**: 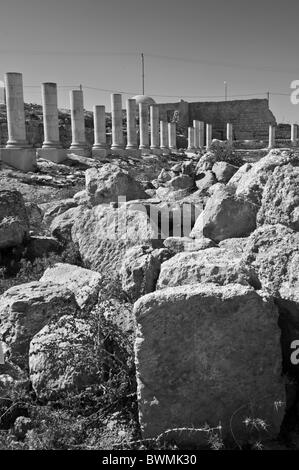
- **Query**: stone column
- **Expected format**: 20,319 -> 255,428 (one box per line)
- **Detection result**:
150,104 -> 161,155
268,124 -> 275,149
198,121 -> 205,148
160,121 -> 169,154
187,127 -> 195,152
206,123 -> 212,149
193,120 -> 200,150
168,122 -> 177,151
110,93 -> 124,156
139,103 -> 150,154
291,124 -> 298,146
125,98 -> 139,157
37,82 -> 66,163
92,105 -> 107,159
0,72 -> 36,171
226,123 -> 233,144
69,89 -> 90,157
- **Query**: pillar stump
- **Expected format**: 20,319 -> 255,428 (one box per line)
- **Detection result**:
125,98 -> 140,157
111,93 -> 124,156
268,124 -> 276,149
69,89 -> 90,157
150,104 -> 161,156
168,122 -> 177,152
226,123 -> 233,144
0,72 -> 36,171
37,82 -> 66,163
206,123 -> 212,149
198,121 -> 205,148
92,105 -> 108,159
186,127 -> 196,154
160,121 -> 170,155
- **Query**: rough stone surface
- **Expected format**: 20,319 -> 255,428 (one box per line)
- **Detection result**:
156,247 -> 251,289
25,202 -> 43,233
195,171 -> 216,195
163,236 -> 216,254
190,185 -> 257,242
0,190 -> 30,249
71,204 -> 163,275
50,206 -> 84,243
43,198 -> 78,226
40,263 -> 102,310
257,165 -> 299,231
134,283 -> 284,441
0,281 -> 80,368
25,236 -> 60,258
212,161 -> 238,183
165,175 -> 194,190
29,315 -> 97,398
236,149 -> 299,205
85,164 -> 149,206
195,152 -> 217,172
227,162 -> 252,188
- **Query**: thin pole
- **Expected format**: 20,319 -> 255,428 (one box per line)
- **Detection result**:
141,53 -> 145,95
224,81 -> 227,101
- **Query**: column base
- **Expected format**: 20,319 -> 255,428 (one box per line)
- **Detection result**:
110,147 -> 125,157
150,148 -> 162,156
68,147 -> 91,157
0,148 -> 37,172
139,147 -> 151,156
37,148 -> 66,163
125,148 -> 141,158
92,148 -> 109,159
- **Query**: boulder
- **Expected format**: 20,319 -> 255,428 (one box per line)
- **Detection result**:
236,149 -> 299,206
156,247 -> 250,289
165,175 -> 194,190
0,190 -> 29,249
50,206 -> 84,243
43,198 -> 78,226
190,185 -> 257,242
218,237 -> 248,257
195,171 -> 216,195
195,152 -> 217,172
134,283 -> 284,442
163,236 -> 216,254
71,203 -> 163,274
227,163 -> 252,188
120,246 -> 170,301
85,164 -> 149,205
212,161 -> 238,183
0,281 -> 80,368
155,186 -> 194,202
257,165 -> 299,231
40,263 -> 102,311
29,315 -> 98,398
73,189 -> 89,205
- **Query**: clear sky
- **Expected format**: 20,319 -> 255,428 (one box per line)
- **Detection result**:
0,0 -> 299,123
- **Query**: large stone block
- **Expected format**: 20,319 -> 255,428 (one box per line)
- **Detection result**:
134,283 -> 284,443
0,148 -> 36,172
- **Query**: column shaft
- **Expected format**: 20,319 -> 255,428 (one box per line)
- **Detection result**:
268,125 -> 275,148
70,90 -> 87,150
160,121 -> 169,153
93,105 -> 106,148
193,120 -> 200,149
226,123 -> 233,144
111,93 -> 124,153
139,103 -> 149,150
187,127 -> 195,151
150,105 -> 160,150
42,82 -> 61,148
206,124 -> 212,149
168,122 -> 177,150
291,124 -> 298,145
5,72 -> 28,148
126,99 -> 137,149
198,121 -> 205,148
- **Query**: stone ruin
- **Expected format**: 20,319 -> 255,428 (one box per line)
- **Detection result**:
0,72 -> 298,173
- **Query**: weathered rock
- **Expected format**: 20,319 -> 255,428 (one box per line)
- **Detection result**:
25,236 -> 60,258
195,152 -> 217,172
40,263 -> 102,311
218,237 -> 248,257
257,165 -> 299,231
0,281 -> 80,368
71,204 -> 163,274
50,206 -> 84,243
120,246 -> 171,301
134,283 -> 284,442
73,189 -> 89,205
163,236 -> 216,254
157,169 -> 172,183
43,198 -> 78,226
165,175 -> 194,190
85,164 -> 149,206
190,185 -> 257,242
156,247 -> 250,289
0,190 -> 29,249
29,315 -> 97,398
241,224 -> 299,304
195,171 -> 216,195
236,149 -> 299,205
181,161 -> 195,176
227,162 -> 252,188
155,186 -> 194,202
212,161 -> 238,183
25,202 -> 43,233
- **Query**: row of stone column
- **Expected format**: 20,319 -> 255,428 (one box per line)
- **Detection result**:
187,122 -> 233,151
268,124 -> 298,148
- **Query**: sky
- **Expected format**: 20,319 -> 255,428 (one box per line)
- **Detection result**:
0,0 -> 299,122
